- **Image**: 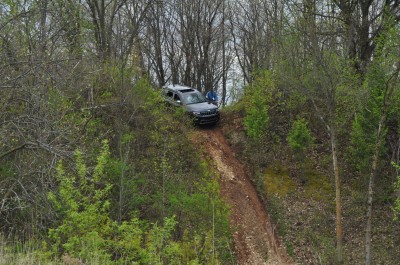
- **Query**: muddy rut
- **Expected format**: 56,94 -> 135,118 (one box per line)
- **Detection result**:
199,127 -> 293,265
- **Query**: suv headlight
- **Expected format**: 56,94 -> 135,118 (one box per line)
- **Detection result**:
193,111 -> 201,115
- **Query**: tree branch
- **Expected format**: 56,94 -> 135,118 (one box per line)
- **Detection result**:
0,144 -> 27,160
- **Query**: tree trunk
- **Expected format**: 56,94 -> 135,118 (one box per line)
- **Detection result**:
39,0 -> 48,54
365,113 -> 386,265
221,0 -> 227,106
331,128 -> 343,264
364,61 -> 398,264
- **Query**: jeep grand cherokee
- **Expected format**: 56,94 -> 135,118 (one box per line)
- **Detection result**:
162,84 -> 220,125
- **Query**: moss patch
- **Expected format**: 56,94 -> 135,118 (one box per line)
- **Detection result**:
303,169 -> 333,203
265,165 -> 296,198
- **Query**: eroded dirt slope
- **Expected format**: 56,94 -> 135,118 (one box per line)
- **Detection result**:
198,127 -> 293,265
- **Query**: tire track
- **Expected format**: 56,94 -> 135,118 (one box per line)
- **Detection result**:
199,127 -> 293,265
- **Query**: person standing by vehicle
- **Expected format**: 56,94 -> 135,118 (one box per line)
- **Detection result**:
206,90 -> 218,105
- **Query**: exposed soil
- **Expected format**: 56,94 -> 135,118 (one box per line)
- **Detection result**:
197,126 -> 293,265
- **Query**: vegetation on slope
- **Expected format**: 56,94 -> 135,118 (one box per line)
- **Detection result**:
220,58 -> 400,263
0,71 -> 231,264
2,1 -> 400,264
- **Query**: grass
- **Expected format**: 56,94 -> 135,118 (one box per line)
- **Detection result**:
303,171 -> 333,203
264,164 -> 296,198
0,235 -> 47,265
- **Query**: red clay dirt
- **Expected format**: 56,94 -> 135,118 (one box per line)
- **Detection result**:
197,127 -> 293,265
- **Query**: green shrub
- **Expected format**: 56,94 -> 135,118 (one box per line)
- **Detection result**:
287,118 -> 314,153
45,139 -> 229,264
243,70 -> 277,139
48,140 -> 113,261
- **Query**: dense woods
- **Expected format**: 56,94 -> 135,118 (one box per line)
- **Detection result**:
1,0 -> 400,264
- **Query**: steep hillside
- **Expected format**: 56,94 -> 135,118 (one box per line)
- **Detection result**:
217,110 -> 400,264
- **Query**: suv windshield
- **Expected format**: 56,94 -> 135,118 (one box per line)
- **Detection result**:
183,92 -> 207,104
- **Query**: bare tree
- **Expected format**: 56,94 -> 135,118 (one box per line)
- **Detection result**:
84,0 -> 127,60
228,0 -> 280,84
333,0 -> 400,74
139,0 -> 230,95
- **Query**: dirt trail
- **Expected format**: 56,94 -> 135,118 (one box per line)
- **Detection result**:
199,127 -> 293,265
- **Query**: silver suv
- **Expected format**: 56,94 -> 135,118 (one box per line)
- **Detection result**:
162,84 -> 220,125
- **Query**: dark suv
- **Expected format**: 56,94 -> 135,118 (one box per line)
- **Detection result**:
162,84 -> 220,125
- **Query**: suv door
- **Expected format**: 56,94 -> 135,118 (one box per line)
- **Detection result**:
164,88 -> 181,106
